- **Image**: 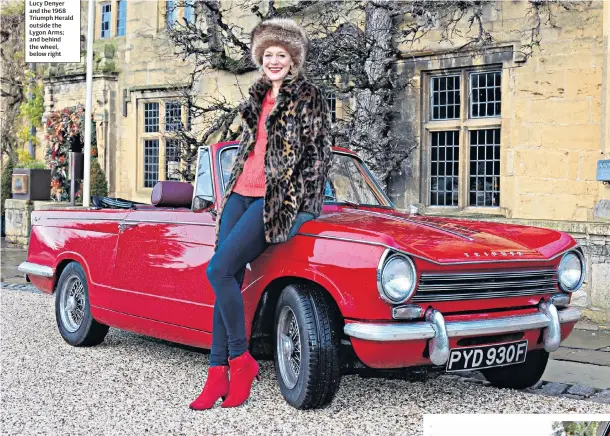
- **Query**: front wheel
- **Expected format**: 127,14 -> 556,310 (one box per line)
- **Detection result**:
274,284 -> 342,409
481,349 -> 549,389
55,262 -> 109,346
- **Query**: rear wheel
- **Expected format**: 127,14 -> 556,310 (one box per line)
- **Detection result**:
482,349 -> 549,389
274,284 -> 342,409
55,262 -> 109,346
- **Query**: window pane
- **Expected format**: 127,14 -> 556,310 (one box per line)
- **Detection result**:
144,103 -> 159,133
327,93 -> 337,124
116,1 -> 126,36
165,139 -> 181,181
184,2 -> 194,23
430,131 -> 459,206
431,75 -> 460,120
470,71 -> 502,118
166,0 -> 177,27
219,147 -> 238,189
101,3 -> 111,39
195,148 -> 213,198
165,101 -> 182,131
144,139 -> 159,188
469,129 -> 500,207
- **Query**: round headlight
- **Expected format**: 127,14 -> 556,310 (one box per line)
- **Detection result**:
558,251 -> 585,292
379,254 -> 416,304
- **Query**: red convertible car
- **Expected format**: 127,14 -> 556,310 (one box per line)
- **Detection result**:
20,141 -> 583,409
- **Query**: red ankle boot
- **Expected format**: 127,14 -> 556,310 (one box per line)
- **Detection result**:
189,365 -> 229,410
221,351 -> 260,408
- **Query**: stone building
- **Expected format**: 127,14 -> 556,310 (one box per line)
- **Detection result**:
32,1 -> 610,321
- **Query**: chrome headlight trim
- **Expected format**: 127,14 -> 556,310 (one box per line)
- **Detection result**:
557,250 -> 585,293
377,249 -> 417,304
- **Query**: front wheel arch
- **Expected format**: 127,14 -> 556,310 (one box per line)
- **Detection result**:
250,277 -> 345,360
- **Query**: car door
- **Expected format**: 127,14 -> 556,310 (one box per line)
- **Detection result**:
110,147 -> 217,331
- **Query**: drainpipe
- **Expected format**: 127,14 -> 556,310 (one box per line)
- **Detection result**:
602,0 -> 609,156
28,62 -> 36,158
83,0 -> 95,208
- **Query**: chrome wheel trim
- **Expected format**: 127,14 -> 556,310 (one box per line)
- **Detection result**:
276,305 -> 301,389
59,275 -> 86,333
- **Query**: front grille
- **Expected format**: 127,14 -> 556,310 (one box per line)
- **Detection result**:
413,269 -> 558,302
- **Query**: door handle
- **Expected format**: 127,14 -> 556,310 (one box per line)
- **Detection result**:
118,222 -> 138,232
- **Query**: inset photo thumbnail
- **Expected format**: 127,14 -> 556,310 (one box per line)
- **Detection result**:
424,415 -> 610,436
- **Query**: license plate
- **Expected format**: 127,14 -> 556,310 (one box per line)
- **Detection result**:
445,340 -> 528,372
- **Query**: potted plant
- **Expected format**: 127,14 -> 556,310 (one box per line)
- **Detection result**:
11,150 -> 52,201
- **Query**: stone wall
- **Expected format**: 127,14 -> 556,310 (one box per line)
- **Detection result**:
4,200 -> 34,247
4,199 -> 75,248
571,231 -> 610,324
394,1 -> 610,220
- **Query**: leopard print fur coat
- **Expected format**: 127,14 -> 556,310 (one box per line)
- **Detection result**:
213,73 -> 333,252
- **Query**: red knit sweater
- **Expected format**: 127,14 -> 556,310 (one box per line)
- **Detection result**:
233,90 -> 276,197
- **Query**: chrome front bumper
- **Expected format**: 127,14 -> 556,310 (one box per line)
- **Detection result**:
344,303 -> 581,366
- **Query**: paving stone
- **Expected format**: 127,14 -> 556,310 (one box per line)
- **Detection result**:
589,389 -> 610,404
531,380 -> 546,390
0,283 -> 41,294
551,348 -> 610,366
539,382 -> 569,396
562,394 -> 585,401
561,329 -> 610,350
567,384 -> 596,397
575,321 -> 600,331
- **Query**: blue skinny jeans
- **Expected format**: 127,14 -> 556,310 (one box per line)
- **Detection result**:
206,192 -> 269,366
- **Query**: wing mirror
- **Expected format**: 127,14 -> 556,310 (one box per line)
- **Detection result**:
192,196 -> 216,216
407,203 -> 421,215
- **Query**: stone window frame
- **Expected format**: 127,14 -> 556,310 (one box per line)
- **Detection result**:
409,46 -> 520,217
135,91 -> 189,193
424,66 -> 503,210
95,1 -> 128,40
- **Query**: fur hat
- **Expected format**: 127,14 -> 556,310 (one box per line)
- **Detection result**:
251,18 -> 309,73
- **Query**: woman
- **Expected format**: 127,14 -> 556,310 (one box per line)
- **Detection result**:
189,18 -> 333,410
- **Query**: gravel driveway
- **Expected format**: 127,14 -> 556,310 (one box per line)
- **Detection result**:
2,289 -> 608,436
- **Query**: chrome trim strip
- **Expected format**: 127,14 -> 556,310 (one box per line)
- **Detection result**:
123,219 -> 215,227
45,217 -> 125,221
411,288 -> 557,302
297,232 -> 576,265
539,301 -> 561,352
420,269 -> 557,280
344,305 -> 580,348
425,308 -> 449,365
17,261 -> 54,278
44,216 -> 215,227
